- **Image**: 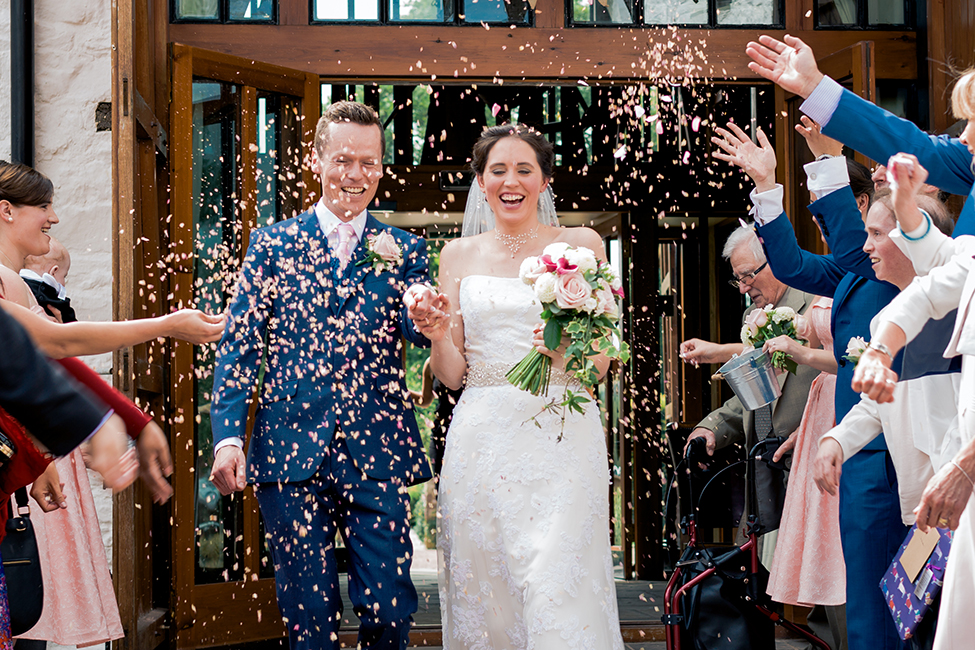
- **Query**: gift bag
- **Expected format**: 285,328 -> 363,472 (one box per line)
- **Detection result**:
879,524 -> 952,641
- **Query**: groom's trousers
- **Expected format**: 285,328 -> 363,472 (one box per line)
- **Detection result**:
255,434 -> 418,650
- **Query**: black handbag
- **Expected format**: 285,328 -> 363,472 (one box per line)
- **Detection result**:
2,487 -> 44,636
675,544 -> 776,650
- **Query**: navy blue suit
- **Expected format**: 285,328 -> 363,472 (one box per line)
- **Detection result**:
823,88 -> 975,236
756,187 -> 907,650
211,209 -> 433,650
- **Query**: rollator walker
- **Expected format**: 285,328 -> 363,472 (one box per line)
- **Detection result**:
662,349 -> 832,650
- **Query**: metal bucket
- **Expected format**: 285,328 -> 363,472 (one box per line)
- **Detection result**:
717,348 -> 781,411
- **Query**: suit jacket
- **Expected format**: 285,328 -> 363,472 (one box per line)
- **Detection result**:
697,286 -> 820,450
757,190 -> 902,441
0,308 -> 108,456
823,88 -> 975,237
211,209 -> 433,486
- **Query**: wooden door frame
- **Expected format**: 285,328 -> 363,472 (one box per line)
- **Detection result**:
169,44 -> 319,648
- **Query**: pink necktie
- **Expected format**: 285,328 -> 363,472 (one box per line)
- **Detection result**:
334,223 -> 356,271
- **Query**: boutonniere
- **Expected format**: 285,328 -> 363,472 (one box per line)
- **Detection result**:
357,231 -> 404,273
843,336 -> 868,365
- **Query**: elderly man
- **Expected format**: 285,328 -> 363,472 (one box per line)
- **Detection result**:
685,227 -> 818,463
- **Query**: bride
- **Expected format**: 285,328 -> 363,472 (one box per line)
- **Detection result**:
424,124 -> 624,649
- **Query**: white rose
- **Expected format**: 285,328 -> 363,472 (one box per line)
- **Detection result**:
564,247 -> 598,274
603,265 -> 622,292
846,336 -> 867,358
583,297 -> 598,313
519,256 -> 548,285
542,242 -> 571,259
771,306 -> 797,324
534,273 -> 558,303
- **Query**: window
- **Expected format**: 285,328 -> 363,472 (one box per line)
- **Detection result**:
816,0 -> 910,27
311,0 -> 528,23
607,0 -> 785,28
172,0 -> 275,22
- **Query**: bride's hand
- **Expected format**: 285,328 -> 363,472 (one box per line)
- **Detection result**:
532,323 -> 567,360
763,334 -> 803,363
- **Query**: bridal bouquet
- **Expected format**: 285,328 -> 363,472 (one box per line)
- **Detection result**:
740,305 -> 805,374
506,243 -> 629,437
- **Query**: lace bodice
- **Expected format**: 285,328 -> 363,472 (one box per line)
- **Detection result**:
460,275 -> 540,367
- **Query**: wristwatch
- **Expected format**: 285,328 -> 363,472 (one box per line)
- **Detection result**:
867,341 -> 893,361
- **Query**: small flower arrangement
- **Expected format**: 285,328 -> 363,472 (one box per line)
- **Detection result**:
506,242 -> 630,439
358,231 -> 403,273
843,336 -> 868,366
740,304 -> 805,374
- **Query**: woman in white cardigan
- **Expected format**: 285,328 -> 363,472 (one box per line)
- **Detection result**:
854,68 -> 975,650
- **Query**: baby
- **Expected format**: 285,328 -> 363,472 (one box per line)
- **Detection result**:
20,236 -> 76,322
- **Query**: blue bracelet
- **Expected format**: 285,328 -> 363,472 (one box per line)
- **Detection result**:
900,209 -> 932,241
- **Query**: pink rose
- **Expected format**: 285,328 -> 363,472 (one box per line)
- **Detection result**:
369,231 -> 402,263
594,288 -> 618,318
745,308 -> 768,331
554,271 -> 592,311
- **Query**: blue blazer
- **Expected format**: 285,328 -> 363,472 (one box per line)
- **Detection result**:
823,88 -> 975,236
211,210 -> 433,486
756,189 -> 900,443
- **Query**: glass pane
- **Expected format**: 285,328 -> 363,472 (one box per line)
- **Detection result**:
572,0 -> 634,24
228,0 -> 274,20
817,0 -> 857,26
867,0 -> 904,25
255,94 -> 304,224
643,0 -> 706,25
715,0 -> 780,25
388,0 -> 452,21
191,79 -> 245,584
314,0 -> 379,20
461,0 -> 531,24
174,0 -> 219,19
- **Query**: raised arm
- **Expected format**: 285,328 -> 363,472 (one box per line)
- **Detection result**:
711,121 -> 846,296
747,34 -> 974,198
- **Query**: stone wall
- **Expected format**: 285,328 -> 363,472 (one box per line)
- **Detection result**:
1,2 -> 114,374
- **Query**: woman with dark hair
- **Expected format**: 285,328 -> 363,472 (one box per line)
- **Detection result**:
0,160 -> 224,647
424,125 -> 624,648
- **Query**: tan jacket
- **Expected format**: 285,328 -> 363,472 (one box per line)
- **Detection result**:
697,286 -> 821,451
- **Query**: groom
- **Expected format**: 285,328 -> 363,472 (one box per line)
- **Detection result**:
209,101 -> 445,650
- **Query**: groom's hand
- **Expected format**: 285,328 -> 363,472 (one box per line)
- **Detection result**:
406,284 -> 450,341
210,445 -> 246,495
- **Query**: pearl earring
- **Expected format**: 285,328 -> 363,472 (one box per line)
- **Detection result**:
5,218 -> 11,223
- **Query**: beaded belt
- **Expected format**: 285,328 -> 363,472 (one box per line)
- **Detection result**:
464,361 -> 579,389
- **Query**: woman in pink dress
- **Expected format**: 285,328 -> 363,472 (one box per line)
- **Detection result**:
764,297 -> 845,607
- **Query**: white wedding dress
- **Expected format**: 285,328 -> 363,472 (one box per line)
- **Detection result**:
438,275 -> 624,650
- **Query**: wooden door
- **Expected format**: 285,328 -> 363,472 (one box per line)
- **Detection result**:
774,41 -> 876,256
169,45 -> 319,648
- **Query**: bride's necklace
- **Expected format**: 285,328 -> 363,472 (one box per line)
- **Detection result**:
495,226 -> 538,258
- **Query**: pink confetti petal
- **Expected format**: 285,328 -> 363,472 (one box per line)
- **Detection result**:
491,103 -> 501,117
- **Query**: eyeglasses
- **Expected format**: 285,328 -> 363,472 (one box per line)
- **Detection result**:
728,261 -> 768,288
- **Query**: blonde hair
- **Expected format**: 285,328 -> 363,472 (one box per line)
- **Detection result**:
951,67 -> 975,120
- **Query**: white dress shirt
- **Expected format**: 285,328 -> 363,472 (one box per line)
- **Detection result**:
749,155 -> 850,225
